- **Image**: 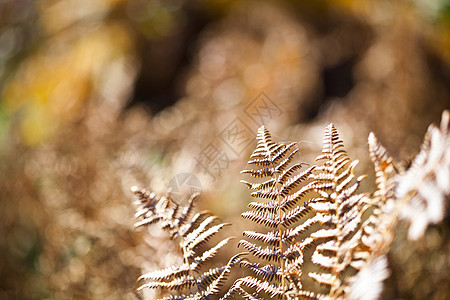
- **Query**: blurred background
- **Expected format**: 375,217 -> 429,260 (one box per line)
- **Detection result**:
0,0 -> 449,299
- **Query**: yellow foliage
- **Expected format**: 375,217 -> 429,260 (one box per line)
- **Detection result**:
2,22 -> 135,145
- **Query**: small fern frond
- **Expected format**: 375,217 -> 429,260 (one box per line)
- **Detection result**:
241,178 -> 277,191
232,276 -> 283,297
241,210 -> 281,228
281,204 -> 311,226
241,168 -> 275,178
238,240 -> 282,261
180,210 -> 211,236
239,260 -> 282,281
139,264 -> 191,282
192,238 -> 232,269
243,230 -> 281,246
286,216 -> 322,241
132,187 -> 234,299
137,274 -> 196,291
184,222 -> 230,254
175,193 -> 199,228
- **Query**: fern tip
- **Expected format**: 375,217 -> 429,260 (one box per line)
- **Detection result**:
368,132 -> 376,141
240,180 -> 252,187
357,174 -> 367,182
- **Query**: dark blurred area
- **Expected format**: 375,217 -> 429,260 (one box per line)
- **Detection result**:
0,0 -> 449,299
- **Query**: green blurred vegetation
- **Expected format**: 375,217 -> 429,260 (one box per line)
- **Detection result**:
0,0 -> 449,299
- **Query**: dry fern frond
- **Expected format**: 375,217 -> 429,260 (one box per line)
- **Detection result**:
396,110 -> 450,240
305,124 -> 369,298
131,187 -> 236,299
347,111 -> 450,299
230,126 -> 315,298
358,132 -> 398,257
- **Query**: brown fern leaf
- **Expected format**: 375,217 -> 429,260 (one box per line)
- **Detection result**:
396,110 -> 450,240
238,240 -> 282,261
226,276 -> 283,299
305,124 -> 369,298
238,260 -> 282,281
241,210 -> 282,228
329,130 -> 400,300
368,133 -> 396,199
347,112 -> 450,300
230,125 -> 316,298
132,187 -> 235,299
358,133 -> 398,256
242,230 -> 281,246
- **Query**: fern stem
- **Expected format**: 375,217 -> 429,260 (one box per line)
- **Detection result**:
278,195 -> 285,298
172,195 -> 207,300
274,164 -> 285,298
331,194 -> 342,297
266,132 -> 286,299
269,145 -> 285,298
